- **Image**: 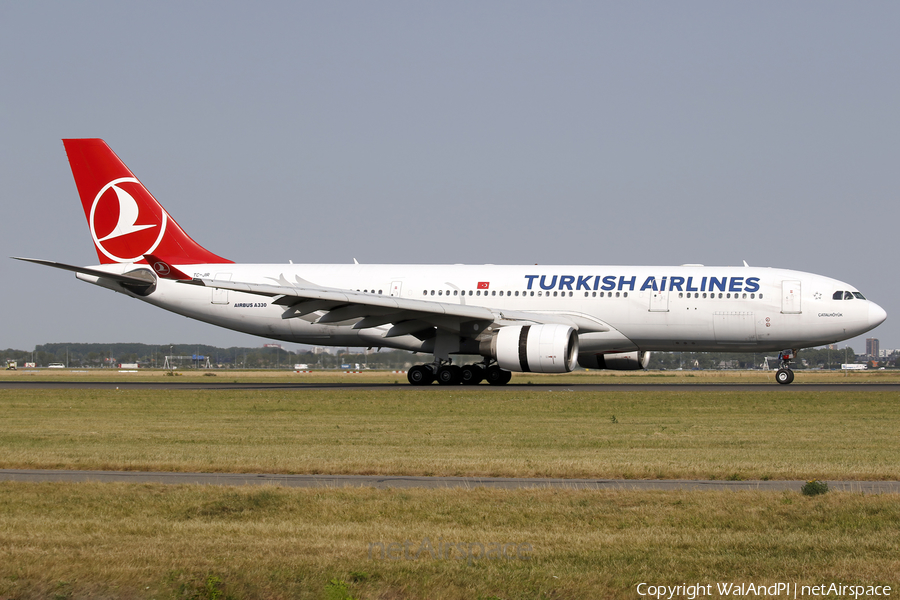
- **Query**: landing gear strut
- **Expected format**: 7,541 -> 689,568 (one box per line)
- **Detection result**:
775,350 -> 796,385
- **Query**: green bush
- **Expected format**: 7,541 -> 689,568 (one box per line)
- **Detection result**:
801,480 -> 829,496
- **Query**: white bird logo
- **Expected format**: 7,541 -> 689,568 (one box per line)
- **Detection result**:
89,177 -> 168,263
97,184 -> 156,241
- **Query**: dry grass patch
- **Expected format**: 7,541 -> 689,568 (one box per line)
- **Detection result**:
0,483 -> 897,599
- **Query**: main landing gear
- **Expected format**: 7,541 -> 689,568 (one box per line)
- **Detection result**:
407,360 -> 512,386
775,350 -> 796,385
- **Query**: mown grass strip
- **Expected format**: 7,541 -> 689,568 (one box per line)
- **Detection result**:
1,388 -> 898,480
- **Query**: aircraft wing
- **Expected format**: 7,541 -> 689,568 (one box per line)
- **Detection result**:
189,277 -> 609,338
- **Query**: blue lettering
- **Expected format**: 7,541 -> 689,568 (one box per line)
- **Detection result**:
729,277 -> 744,293
524,275 -> 539,290
640,277 -> 658,292
686,277 -> 698,292
601,275 -> 616,291
669,276 -> 685,292
709,276 -> 726,292
659,276 -> 667,291
539,275 -> 558,290
619,276 -> 636,291
559,275 -> 575,291
576,275 -> 593,291
701,276 -> 707,292
744,277 -> 760,293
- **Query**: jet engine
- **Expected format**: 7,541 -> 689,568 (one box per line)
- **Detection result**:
481,324 -> 579,373
578,351 -> 650,371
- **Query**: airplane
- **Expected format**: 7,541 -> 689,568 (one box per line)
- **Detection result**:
14,139 -> 887,385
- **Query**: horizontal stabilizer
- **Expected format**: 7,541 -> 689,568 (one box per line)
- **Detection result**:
12,257 -> 155,286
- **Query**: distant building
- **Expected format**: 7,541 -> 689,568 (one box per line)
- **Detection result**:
866,338 -> 880,358
827,344 -> 838,351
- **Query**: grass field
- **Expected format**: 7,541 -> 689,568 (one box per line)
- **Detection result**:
0,483 -> 897,599
1,373 -> 898,598
1,383 -> 898,480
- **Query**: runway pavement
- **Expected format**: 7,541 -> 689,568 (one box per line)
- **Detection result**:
1,469 -> 898,492
2,381 -> 900,392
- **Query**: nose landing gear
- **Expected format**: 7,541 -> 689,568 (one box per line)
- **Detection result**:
775,350 -> 796,385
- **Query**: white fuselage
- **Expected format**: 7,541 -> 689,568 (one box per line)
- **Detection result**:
79,262 -> 886,356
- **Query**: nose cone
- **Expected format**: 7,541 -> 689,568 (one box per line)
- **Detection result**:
869,301 -> 887,329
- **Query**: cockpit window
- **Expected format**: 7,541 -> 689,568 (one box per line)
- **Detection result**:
844,291 -> 854,300
853,292 -> 866,300
833,291 -> 844,300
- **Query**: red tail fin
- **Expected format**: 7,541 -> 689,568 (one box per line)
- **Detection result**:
63,139 -> 232,265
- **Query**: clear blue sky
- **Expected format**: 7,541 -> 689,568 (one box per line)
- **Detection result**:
2,2 -> 897,353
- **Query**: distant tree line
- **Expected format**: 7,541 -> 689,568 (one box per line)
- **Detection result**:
646,346 -> 874,370
1,343 -> 894,370
0,343 -> 424,370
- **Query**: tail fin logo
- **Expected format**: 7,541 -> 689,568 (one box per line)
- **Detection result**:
89,177 -> 168,263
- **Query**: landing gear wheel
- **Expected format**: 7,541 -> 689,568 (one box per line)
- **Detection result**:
485,365 -> 512,386
407,365 -> 434,385
437,365 -> 462,385
775,368 -> 794,385
461,365 -> 484,385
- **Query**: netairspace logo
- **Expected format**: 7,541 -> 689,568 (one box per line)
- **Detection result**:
636,582 -> 892,599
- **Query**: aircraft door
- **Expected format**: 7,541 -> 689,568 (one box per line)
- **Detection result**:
649,289 -> 669,312
390,281 -> 402,297
211,273 -> 232,305
781,280 -> 801,314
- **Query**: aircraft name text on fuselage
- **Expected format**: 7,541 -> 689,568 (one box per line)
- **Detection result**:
522,274 -> 762,293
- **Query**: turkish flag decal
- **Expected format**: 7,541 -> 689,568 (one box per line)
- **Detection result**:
477,282 -> 490,289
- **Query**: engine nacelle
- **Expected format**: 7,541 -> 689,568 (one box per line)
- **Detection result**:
483,324 -> 579,373
578,351 -> 650,371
